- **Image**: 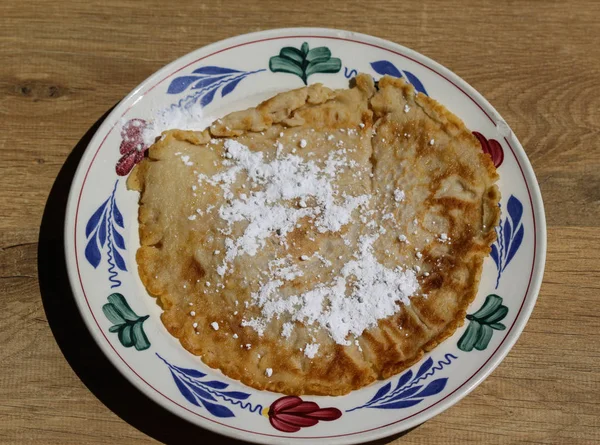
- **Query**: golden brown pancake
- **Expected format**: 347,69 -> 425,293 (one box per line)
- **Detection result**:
127,74 -> 500,395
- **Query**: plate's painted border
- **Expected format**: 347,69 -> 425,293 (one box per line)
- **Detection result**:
65,28 -> 546,444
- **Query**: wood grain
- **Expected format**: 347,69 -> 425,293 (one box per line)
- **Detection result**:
1,0 -> 599,443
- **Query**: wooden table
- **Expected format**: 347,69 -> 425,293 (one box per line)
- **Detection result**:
1,1 -> 599,443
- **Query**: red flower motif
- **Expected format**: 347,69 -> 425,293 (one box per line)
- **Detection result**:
473,131 -> 504,168
268,396 -> 342,433
116,119 -> 149,176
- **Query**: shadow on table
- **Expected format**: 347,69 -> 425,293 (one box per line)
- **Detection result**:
37,110 -> 420,445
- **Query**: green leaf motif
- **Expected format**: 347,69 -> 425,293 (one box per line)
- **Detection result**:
489,322 -> 506,330
132,321 -> 151,350
458,294 -> 509,352
306,59 -> 342,77
474,324 -> 493,351
306,47 -> 331,62
300,42 -> 309,55
457,320 -> 480,352
107,292 -> 139,321
103,303 -> 125,325
269,56 -> 304,78
118,323 -> 134,347
481,305 -> 508,324
471,294 -> 503,319
102,293 -> 151,351
269,42 -> 342,85
280,47 -> 303,64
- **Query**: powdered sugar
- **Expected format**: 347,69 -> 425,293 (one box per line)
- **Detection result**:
141,104 -> 211,147
196,140 -> 369,276
240,317 -> 266,336
394,189 -> 405,202
180,155 -> 194,166
242,234 -> 418,345
268,257 -> 303,281
303,343 -> 320,359
188,135 -> 420,349
281,322 -> 294,338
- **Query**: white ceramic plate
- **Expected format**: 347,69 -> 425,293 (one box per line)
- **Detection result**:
65,28 -> 546,444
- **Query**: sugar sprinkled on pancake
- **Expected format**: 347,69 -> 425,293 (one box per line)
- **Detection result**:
128,74 -> 500,395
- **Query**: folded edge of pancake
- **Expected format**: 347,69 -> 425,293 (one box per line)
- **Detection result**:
370,76 -> 501,381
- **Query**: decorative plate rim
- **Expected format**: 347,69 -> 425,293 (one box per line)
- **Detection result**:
64,28 -> 547,444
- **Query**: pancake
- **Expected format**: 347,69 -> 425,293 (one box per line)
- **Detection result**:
127,74 -> 500,395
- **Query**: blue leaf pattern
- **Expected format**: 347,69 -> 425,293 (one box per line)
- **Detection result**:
85,199 -> 108,237
112,200 -> 124,228
506,224 -> 524,266
507,195 -> 523,226
157,354 -> 262,418
201,380 -> 229,390
221,77 -> 243,97
84,237 -> 101,269
492,195 -> 525,288
166,67 -> 265,110
366,382 -> 391,405
200,87 -> 218,107
98,215 -> 107,247
490,244 -> 500,268
403,70 -> 429,95
186,381 -> 218,401
371,60 -> 402,77
112,227 -> 125,249
347,353 -> 457,412
413,378 -> 447,398
112,226 -> 125,249
221,391 -> 251,400
84,181 -> 127,287
167,76 -> 202,94
191,75 -> 230,90
370,61 -> 429,96
113,248 -> 127,272
192,66 -> 241,75
374,399 -> 423,410
394,370 -> 413,390
173,366 -> 206,378
503,218 -> 512,255
387,386 -> 423,402
414,357 -> 433,380
170,371 -> 200,406
201,399 -> 235,418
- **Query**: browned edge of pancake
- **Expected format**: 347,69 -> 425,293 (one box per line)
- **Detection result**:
373,77 -> 500,378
